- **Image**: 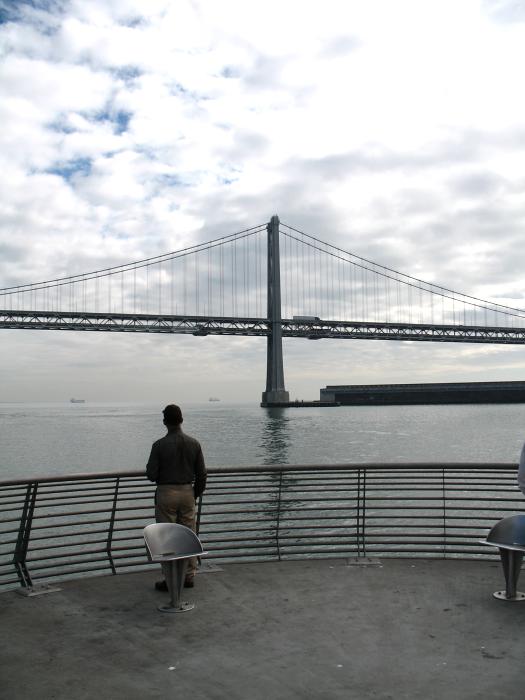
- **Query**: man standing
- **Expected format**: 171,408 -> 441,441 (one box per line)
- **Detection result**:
146,404 -> 207,590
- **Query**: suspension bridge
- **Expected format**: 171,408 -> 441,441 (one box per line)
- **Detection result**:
2,216 -> 525,406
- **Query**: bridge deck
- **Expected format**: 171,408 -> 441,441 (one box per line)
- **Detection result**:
3,310 -> 525,343
1,557 -> 523,700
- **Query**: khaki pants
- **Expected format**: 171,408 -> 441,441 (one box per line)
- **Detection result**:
155,484 -> 197,580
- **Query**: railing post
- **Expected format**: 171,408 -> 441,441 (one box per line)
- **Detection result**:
355,468 -> 368,557
196,494 -> 203,535
361,469 -> 367,557
195,494 -> 204,567
276,471 -> 283,561
13,482 -> 38,588
356,468 -> 362,556
442,466 -> 447,558
261,215 -> 289,406
106,477 -> 120,575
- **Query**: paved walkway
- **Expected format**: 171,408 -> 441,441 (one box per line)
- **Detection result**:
1,558 -> 524,700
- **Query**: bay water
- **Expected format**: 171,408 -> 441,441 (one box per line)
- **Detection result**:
1,401 -> 524,482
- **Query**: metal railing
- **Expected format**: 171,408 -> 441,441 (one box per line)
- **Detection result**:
0,463 -> 522,592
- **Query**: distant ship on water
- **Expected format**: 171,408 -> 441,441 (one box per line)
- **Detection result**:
70,398 -> 85,404
208,397 -> 220,402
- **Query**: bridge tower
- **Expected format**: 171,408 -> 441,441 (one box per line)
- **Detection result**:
261,215 -> 290,407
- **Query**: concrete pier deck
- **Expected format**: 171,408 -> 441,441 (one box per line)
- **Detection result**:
2,558 -> 524,700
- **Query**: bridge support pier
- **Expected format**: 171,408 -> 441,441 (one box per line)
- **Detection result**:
261,215 -> 290,407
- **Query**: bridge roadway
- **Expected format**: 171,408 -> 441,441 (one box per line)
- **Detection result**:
3,309 -> 525,343
1,557 -> 523,700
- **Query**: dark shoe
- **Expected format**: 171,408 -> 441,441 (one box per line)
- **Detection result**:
184,578 -> 194,588
155,580 -> 168,592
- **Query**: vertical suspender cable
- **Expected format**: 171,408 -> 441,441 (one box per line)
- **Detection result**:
158,261 -> 162,314
220,243 -> 224,317
330,246 -> 334,319
283,233 -> 288,317
341,252 -> 346,321
307,235 -> 311,315
195,251 -> 199,315
207,247 -> 211,316
255,232 -> 258,317
244,237 -> 248,317
301,235 -> 305,315
361,266 -> 366,321
170,256 -> 174,316
319,247 -> 323,319
183,255 -> 187,315
133,266 -> 137,313
146,264 -> 149,314
230,239 -> 234,317
258,230 -> 262,317
290,234 -> 299,315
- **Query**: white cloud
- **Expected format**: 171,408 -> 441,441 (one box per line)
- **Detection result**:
2,0 -> 525,402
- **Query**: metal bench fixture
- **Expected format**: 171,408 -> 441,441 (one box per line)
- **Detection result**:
143,523 -> 207,613
480,515 -> 525,601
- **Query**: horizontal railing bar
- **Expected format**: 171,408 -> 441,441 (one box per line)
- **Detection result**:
0,463 -> 518,487
193,543 -> 280,553
362,502 -> 520,508
26,538 -> 110,552
16,496 -> 129,506
275,474 -> 517,481
196,509 -> 280,517
24,493 -> 150,504
26,548 -> 111,563
24,543 -> 143,557
24,528 -> 117,541
0,517 -> 32,526
8,481 -> 509,501
27,564 -> 113,579
201,518 -> 355,527
21,518 -> 134,531
24,552 -> 150,569
27,505 -> 153,520
204,536 -> 357,545
2,515 -> 494,529
26,558 -> 113,573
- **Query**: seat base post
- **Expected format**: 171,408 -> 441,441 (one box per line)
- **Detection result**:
158,559 -> 194,613
492,591 -> 525,601
158,601 -> 195,613
494,548 -> 525,601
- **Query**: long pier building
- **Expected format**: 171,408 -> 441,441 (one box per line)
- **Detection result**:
320,380 -> 525,405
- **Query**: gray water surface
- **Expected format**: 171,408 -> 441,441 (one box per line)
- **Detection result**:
1,401 -> 524,480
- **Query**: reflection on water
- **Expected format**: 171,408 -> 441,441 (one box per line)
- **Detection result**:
260,408 -> 291,464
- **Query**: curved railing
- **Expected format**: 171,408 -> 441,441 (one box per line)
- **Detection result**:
0,463 -> 522,592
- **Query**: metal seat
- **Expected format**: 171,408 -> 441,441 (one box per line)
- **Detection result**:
143,523 -> 207,613
480,514 -> 525,601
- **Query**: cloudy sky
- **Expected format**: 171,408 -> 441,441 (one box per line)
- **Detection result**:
1,0 -> 525,403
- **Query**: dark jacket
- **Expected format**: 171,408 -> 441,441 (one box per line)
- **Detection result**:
146,427 -> 207,498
